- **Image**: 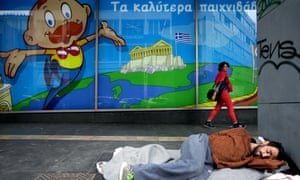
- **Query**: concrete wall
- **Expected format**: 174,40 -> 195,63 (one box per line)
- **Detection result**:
257,0 -> 300,168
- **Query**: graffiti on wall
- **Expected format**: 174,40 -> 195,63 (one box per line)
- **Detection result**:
256,0 -> 300,113
258,39 -> 300,75
257,0 -> 300,76
257,0 -> 282,19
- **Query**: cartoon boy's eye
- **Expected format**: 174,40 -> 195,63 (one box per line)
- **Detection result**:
45,11 -> 55,27
62,3 -> 72,19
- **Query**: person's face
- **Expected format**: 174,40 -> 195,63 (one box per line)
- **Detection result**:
254,145 -> 279,159
221,64 -> 229,72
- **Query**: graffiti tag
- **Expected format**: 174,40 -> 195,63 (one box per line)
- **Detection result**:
257,0 -> 282,19
257,38 -> 300,75
257,38 -> 300,60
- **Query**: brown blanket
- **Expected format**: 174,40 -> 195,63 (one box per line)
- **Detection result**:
209,128 -> 286,170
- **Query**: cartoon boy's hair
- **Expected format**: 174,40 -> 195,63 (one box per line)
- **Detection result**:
37,0 -> 48,9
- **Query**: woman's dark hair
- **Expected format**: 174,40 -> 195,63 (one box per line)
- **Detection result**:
218,61 -> 230,71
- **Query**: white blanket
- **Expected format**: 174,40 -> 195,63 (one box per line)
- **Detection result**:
101,144 -> 180,180
98,144 -> 296,180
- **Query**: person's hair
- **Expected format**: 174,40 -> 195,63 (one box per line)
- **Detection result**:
218,61 -> 230,71
251,140 -> 286,160
267,141 -> 300,175
267,141 -> 286,160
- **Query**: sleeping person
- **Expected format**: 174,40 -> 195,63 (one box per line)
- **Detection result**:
98,128 -> 298,180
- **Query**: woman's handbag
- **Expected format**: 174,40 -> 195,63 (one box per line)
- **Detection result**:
206,89 -> 216,101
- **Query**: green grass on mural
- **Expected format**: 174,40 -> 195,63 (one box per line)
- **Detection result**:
116,64 -> 258,108
131,87 -> 196,108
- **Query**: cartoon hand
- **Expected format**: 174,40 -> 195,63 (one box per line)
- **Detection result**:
4,49 -> 26,78
99,21 -> 126,46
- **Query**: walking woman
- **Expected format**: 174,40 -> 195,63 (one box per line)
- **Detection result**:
204,61 -> 245,128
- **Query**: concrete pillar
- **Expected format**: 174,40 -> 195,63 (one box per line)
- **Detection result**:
257,0 -> 300,168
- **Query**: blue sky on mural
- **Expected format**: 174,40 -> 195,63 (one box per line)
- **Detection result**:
0,0 -> 257,74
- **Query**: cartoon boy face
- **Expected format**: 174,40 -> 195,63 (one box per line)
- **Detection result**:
24,0 -> 91,49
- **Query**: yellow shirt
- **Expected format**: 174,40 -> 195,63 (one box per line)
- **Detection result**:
45,38 -> 88,69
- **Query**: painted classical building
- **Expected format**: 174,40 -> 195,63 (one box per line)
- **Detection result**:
121,40 -> 186,74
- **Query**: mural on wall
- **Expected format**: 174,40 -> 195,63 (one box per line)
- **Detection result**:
0,0 -> 258,111
98,0 -> 258,109
98,0 -> 196,109
0,0 -> 125,110
197,0 -> 258,107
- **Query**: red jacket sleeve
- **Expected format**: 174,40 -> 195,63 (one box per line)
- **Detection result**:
214,71 -> 227,86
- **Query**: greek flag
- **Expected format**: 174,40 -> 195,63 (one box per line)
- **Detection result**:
175,32 -> 192,43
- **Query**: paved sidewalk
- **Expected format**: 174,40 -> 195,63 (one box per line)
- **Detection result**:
0,123 -> 257,180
